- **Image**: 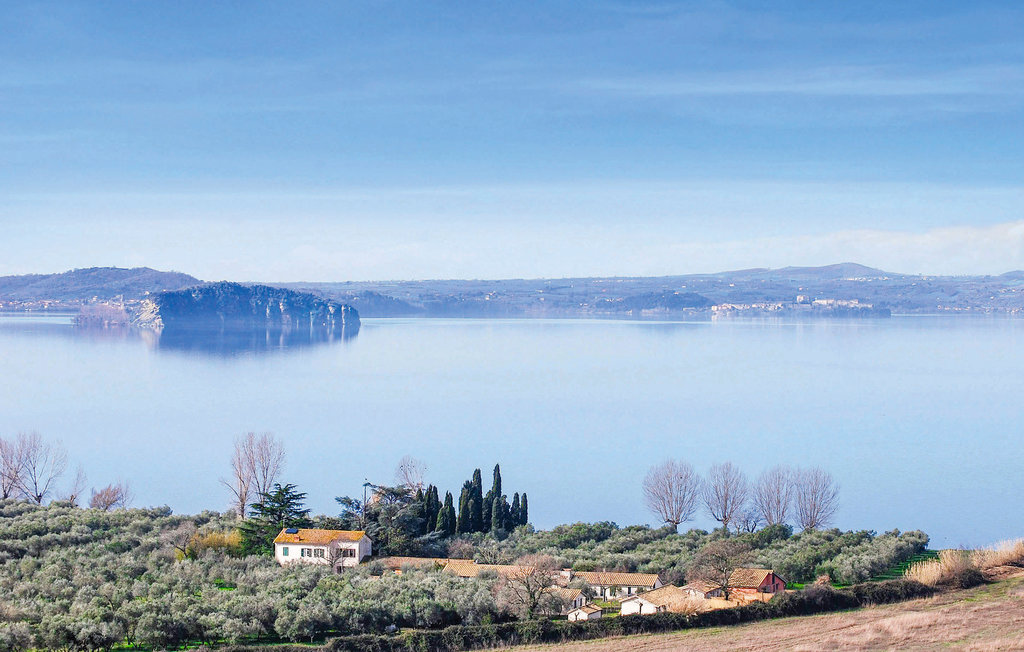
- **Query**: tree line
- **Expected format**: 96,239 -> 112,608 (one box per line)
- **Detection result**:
220,436 -> 532,557
643,460 -> 839,534
0,431 -> 132,510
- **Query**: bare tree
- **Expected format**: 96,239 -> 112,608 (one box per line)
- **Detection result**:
687,540 -> 752,600
60,465 -> 88,506
753,465 -> 795,526
737,505 -> 763,533
642,459 -> 701,532
702,462 -> 749,535
394,455 -> 427,491
89,481 -> 134,511
498,554 -> 560,619
0,436 -> 24,500
15,432 -> 67,504
794,467 -> 839,530
250,432 -> 286,501
220,432 -> 286,518
160,521 -> 198,559
221,438 -> 253,519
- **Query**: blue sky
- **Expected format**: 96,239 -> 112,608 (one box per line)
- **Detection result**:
2,1 -> 1023,280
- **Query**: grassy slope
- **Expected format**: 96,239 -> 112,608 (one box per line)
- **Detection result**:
514,573 -> 1024,651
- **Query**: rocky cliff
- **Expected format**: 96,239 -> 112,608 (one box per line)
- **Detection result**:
133,282 -> 359,336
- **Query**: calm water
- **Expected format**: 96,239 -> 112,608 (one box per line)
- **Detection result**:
1,313 -> 1021,548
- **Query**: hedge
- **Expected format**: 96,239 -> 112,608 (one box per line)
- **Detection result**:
317,579 -> 935,652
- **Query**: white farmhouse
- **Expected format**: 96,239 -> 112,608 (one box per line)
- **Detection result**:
567,604 -> 603,621
619,585 -> 692,615
572,571 -> 663,600
273,528 -> 371,569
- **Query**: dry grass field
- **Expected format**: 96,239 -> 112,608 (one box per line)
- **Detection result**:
515,570 -> 1024,651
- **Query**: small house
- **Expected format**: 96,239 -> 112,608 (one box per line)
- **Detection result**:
573,571 -> 663,600
273,528 -> 372,569
620,585 -> 694,615
684,569 -> 786,598
728,568 -> 787,595
567,604 -> 603,621
545,587 -> 589,613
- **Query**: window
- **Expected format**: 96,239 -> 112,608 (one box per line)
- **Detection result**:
342,548 -> 356,557
314,548 -> 325,558
282,547 -> 289,556
301,548 -> 313,557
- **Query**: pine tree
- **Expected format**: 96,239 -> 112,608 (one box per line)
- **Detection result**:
519,492 -> 528,526
240,483 -> 311,555
511,492 -> 521,528
471,469 -> 484,532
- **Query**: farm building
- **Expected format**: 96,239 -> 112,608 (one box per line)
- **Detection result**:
273,528 -> 372,569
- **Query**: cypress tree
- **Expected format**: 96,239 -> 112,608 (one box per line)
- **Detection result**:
491,464 -> 502,503
428,485 -> 441,529
436,491 -> 456,536
511,492 -> 521,528
457,482 -> 474,534
519,493 -> 528,526
483,463 -> 501,532
490,495 -> 504,535
471,469 -> 484,532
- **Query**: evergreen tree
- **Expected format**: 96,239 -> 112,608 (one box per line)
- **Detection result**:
240,483 -> 311,555
456,482 -> 474,534
435,491 -> 456,536
511,492 -> 521,528
490,494 -> 512,534
471,469 -> 484,532
483,464 -> 501,531
491,464 -> 502,501
519,492 -> 528,526
423,485 -> 441,535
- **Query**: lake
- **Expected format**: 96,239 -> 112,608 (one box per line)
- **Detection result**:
0,313 -> 1021,548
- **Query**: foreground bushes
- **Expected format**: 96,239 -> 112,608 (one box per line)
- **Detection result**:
320,579 -> 935,652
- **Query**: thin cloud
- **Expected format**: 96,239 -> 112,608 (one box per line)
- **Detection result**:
578,64 -> 1024,99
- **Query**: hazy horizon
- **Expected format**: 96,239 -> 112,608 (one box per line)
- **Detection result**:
3,2 -> 1023,281
5,259 -> 1024,285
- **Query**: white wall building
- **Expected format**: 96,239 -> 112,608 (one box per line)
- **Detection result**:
273,528 -> 372,569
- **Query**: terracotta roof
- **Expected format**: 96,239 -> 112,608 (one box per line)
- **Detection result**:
574,571 -> 661,588
729,568 -> 779,588
443,560 -> 535,578
547,587 -> 583,603
273,528 -> 367,545
377,556 -> 451,571
572,604 -> 603,615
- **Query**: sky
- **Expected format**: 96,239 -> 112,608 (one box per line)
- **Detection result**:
2,1 -> 1023,281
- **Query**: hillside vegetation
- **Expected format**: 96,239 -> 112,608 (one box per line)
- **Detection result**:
0,267 -> 199,302
0,501 -> 931,650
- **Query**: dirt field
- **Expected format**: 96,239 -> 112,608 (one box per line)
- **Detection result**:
516,571 -> 1024,651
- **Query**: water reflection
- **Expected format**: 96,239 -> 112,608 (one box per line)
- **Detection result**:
146,324 -> 358,356
0,313 -> 358,357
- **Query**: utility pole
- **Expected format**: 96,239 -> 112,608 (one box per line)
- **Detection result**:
362,481 -> 372,529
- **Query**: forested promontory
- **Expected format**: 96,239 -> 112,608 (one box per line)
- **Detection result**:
133,282 -> 359,335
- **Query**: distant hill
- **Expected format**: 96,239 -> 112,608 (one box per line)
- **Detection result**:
721,263 -> 894,280
0,267 -> 200,301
